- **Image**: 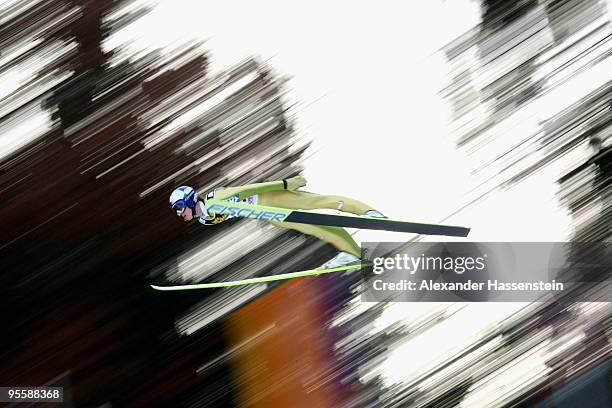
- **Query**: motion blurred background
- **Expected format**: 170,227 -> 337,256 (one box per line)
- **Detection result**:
0,0 -> 609,407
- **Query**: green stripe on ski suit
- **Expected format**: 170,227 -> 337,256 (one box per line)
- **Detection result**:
206,199 -> 292,222
151,263 -> 365,290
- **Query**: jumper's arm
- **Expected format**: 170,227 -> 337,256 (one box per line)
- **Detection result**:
213,180 -> 285,200
209,176 -> 306,200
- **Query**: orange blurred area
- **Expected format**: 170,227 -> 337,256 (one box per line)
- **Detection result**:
226,277 -> 348,408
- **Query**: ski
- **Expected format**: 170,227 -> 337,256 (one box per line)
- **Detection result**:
206,199 -> 470,237
151,263 -> 364,290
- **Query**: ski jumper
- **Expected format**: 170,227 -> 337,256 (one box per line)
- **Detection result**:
197,180 -> 378,257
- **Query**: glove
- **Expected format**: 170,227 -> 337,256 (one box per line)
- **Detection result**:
284,175 -> 307,191
209,213 -> 229,224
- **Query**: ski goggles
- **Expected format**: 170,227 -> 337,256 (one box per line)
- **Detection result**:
171,200 -> 189,216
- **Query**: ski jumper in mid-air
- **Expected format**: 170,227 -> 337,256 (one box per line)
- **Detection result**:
169,176 -> 386,268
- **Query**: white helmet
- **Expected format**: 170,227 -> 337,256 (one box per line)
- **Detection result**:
169,186 -> 197,216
